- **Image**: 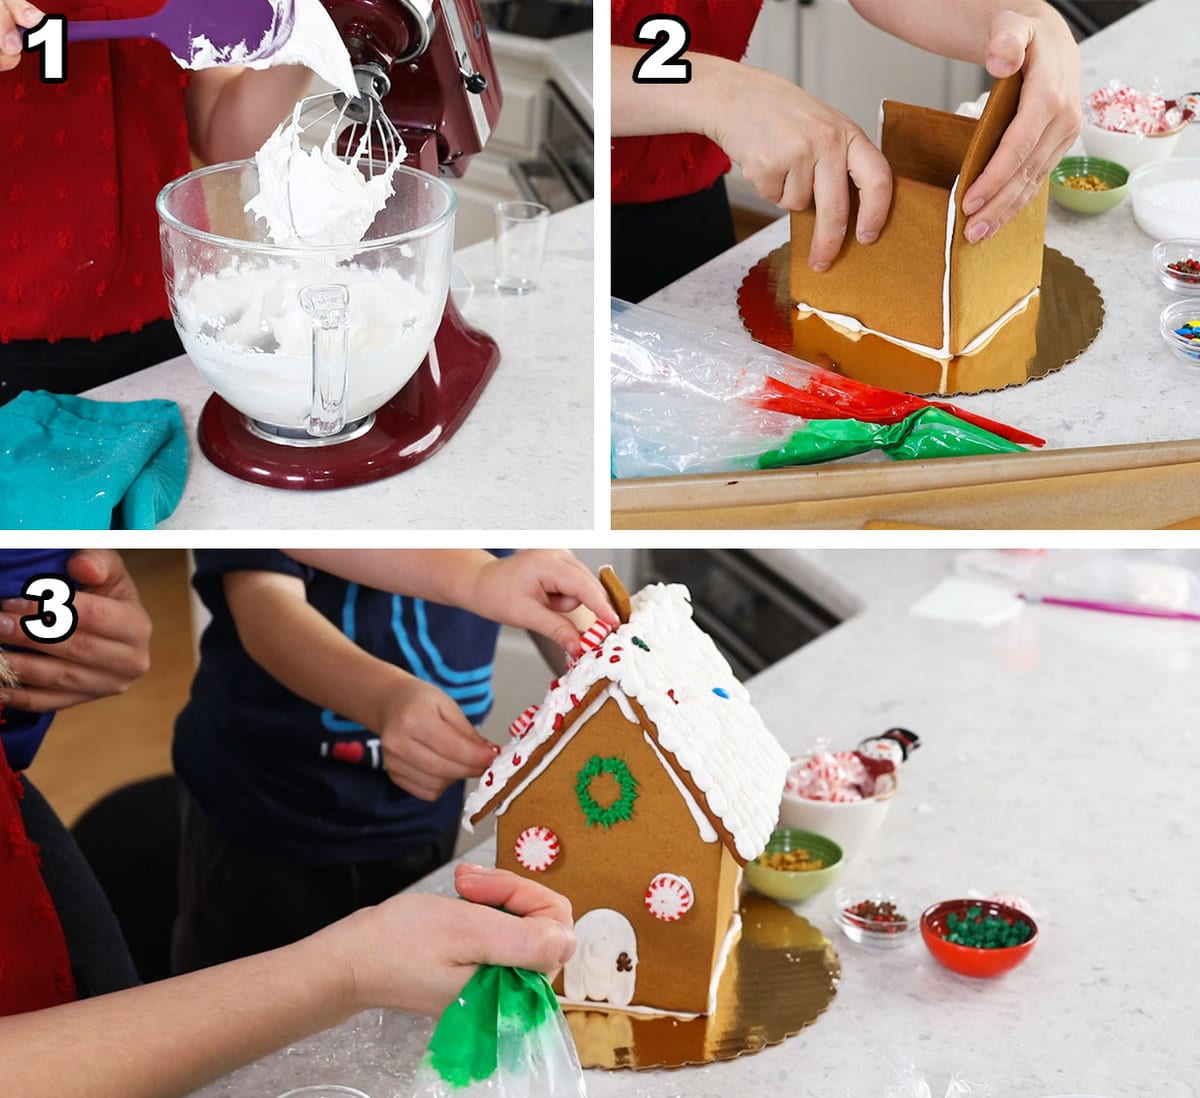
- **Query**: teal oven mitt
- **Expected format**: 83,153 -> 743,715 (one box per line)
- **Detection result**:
0,391 -> 187,529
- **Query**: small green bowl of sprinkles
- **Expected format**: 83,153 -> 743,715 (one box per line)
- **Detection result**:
1049,155 -> 1129,214
920,898 -> 1038,978
1160,299 -> 1200,364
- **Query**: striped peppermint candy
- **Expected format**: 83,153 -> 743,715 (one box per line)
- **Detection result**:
508,704 -> 540,740
514,826 -> 560,872
568,619 -> 615,666
644,873 -> 694,921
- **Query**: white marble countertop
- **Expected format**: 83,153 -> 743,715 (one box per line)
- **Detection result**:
85,202 -> 594,531
489,28 -> 593,118
194,548 -> 1200,1098
642,0 -> 1200,454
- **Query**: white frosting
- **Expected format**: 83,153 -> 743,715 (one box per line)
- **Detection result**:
465,582 -> 790,864
245,104 -> 405,247
175,0 -> 357,98
175,260 -> 436,428
796,159 -> 1040,364
562,909 -> 638,1008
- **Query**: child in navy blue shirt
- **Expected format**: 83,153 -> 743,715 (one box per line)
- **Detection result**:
171,548 -> 613,972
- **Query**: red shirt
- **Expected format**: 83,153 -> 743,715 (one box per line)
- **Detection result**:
0,728 -> 76,1016
612,0 -> 763,205
0,1 -> 192,343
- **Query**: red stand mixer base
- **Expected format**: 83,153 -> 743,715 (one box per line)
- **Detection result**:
198,301 -> 499,490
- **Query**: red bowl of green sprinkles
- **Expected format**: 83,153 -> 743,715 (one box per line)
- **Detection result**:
920,898 -> 1038,978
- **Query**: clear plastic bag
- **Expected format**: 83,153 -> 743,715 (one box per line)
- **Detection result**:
885,1059 -> 992,1098
610,299 -> 1038,478
411,966 -> 587,1097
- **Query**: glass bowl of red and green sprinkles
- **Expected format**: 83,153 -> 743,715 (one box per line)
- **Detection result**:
1152,240 -> 1200,295
833,888 -> 918,949
1160,299 -> 1200,364
920,898 -> 1038,978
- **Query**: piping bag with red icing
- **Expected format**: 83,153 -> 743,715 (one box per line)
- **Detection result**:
411,964 -> 587,1096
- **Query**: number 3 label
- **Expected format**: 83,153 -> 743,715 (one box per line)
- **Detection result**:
632,15 -> 691,84
20,576 -> 78,643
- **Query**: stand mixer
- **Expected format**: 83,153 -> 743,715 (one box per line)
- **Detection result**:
173,0 -> 504,490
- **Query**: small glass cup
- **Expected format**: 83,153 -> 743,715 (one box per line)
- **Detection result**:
493,200 -> 550,295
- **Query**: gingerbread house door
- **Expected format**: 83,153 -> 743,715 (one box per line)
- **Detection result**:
563,908 -> 638,1007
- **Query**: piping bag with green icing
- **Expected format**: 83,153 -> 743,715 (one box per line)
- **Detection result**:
412,965 -> 587,1097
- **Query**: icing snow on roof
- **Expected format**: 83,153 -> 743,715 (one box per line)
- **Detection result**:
464,582 -> 790,862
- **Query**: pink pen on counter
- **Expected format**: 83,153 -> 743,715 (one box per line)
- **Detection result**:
1018,592 -> 1200,623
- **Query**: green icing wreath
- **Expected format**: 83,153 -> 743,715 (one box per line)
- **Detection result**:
576,754 -> 638,828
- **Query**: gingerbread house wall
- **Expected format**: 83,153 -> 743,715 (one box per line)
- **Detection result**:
494,694 -> 737,1015
789,86 -> 1046,357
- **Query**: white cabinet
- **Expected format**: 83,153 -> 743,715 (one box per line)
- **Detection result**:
730,0 -> 988,214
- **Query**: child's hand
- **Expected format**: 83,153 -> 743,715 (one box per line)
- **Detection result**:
469,550 -> 619,658
376,676 -> 498,800
338,863 -> 575,1017
0,550 -> 153,712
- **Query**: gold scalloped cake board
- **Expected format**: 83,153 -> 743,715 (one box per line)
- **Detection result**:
737,245 -> 1104,397
563,892 -> 840,1071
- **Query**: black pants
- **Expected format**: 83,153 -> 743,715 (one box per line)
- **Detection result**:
611,177 -> 738,303
18,778 -> 141,998
0,319 -> 183,406
170,790 -> 459,975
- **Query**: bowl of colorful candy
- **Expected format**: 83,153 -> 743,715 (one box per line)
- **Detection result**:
833,887 -> 918,949
1159,299 -> 1200,364
920,898 -> 1038,978
1129,158 -> 1200,240
1152,240 -> 1200,294
1049,156 -> 1129,214
1081,83 -> 1187,171
744,828 -> 844,903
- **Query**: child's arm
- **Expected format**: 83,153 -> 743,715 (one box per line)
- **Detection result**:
0,865 -> 573,1098
284,549 -> 617,657
224,570 -> 496,800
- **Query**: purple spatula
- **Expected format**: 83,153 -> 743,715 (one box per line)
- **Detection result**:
65,0 -> 295,67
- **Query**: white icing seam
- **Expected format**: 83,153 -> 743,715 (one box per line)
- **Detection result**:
642,731 -> 719,843
488,685 -> 614,822
708,910 -> 742,1017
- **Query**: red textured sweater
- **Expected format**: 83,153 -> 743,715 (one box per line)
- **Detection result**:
0,715 -> 76,1016
612,0 -> 763,205
0,1 -> 192,344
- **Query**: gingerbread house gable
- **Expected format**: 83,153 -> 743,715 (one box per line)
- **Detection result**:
463,582 -> 789,863
788,74 -> 1047,361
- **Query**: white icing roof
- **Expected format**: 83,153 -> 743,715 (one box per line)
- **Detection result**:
464,582 -> 790,862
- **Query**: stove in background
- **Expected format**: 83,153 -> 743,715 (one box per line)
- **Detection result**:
633,549 -> 841,682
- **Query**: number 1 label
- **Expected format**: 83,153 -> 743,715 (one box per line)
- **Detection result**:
24,14 -> 67,84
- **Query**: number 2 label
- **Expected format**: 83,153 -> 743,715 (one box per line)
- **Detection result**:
632,15 -> 691,85
20,575 -> 78,643
24,14 -> 68,84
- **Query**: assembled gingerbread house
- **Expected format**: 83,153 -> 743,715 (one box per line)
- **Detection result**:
462,574 -> 790,1016
789,74 -> 1048,363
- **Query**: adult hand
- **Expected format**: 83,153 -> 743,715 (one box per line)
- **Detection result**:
0,1 -> 41,72
959,8 -> 1081,242
468,550 -> 618,658
375,676 -> 497,800
707,63 -> 894,271
341,864 -> 575,1017
0,550 -> 152,711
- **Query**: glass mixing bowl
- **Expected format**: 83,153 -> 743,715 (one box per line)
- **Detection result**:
157,161 -> 455,442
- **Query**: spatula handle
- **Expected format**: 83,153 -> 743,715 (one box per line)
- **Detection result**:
66,17 -> 162,44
